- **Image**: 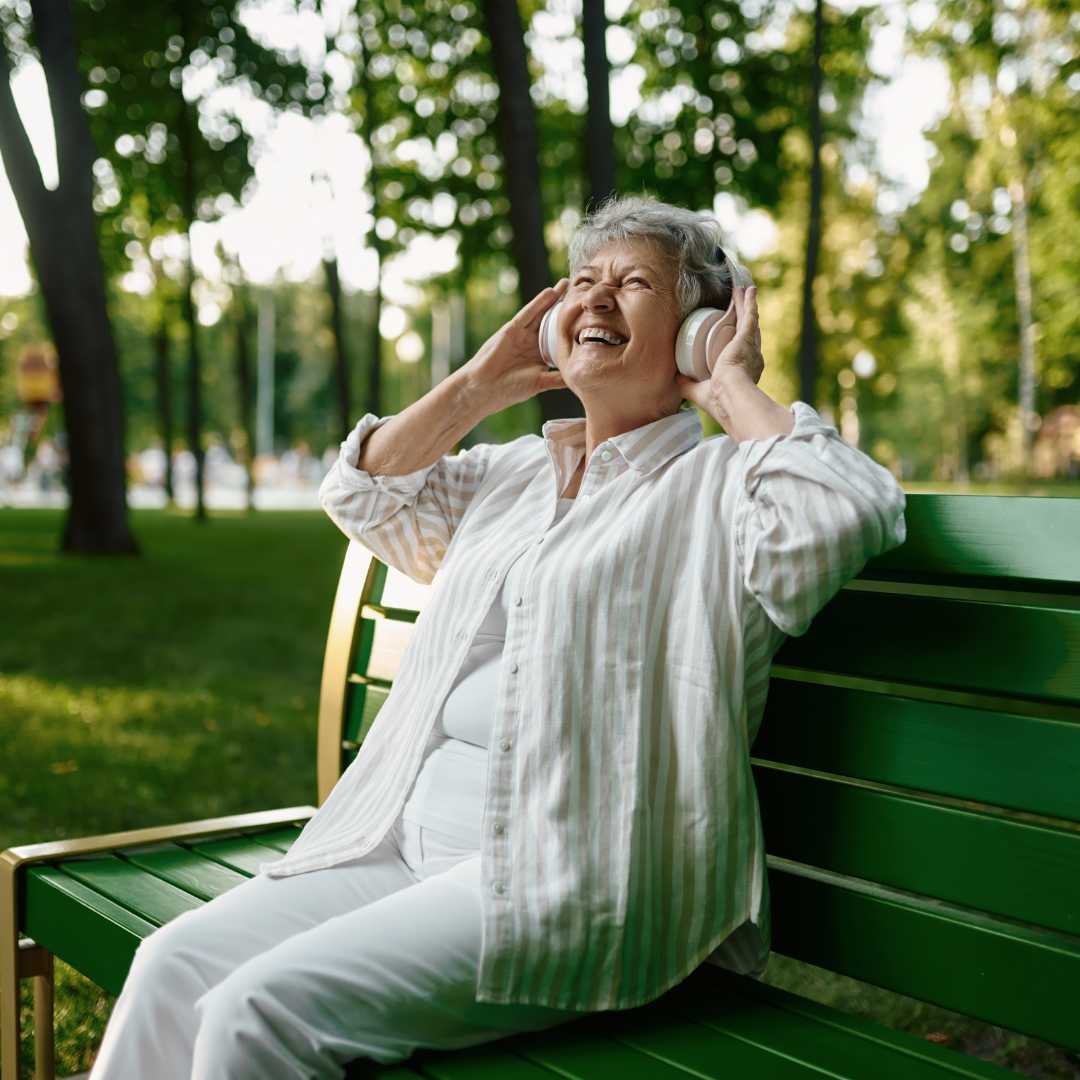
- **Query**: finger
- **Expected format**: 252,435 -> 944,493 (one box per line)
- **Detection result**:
514,278 -> 569,328
732,284 -> 744,321
739,287 -> 759,334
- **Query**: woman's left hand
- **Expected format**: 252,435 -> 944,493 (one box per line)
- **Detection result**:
675,286 -> 765,416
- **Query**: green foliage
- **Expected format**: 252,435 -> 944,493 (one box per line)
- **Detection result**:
1,0 -> 1077,482
618,0 -> 877,205
68,0 -> 319,273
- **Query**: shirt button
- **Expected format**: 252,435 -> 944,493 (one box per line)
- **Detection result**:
600,448 -> 612,461
492,881 -> 506,896
499,738 -> 512,752
493,822 -> 505,835
509,661 -> 518,673
536,537 -> 543,545
515,597 -> 523,606
455,628 -> 466,642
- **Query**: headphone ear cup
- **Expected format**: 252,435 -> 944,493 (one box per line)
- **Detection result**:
538,301 -> 563,369
675,308 -> 727,380
674,254 -> 754,379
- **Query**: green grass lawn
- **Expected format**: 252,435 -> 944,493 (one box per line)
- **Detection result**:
3,507 -> 1077,1078
2,507 -> 347,1077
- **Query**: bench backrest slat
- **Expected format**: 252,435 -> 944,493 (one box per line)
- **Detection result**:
869,493 -> 1080,585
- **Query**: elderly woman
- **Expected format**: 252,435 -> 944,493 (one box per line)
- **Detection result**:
88,194 -> 906,1079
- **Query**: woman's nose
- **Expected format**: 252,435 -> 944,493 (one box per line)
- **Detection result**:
582,285 -> 615,309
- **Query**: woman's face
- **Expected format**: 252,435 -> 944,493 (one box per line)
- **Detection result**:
556,239 -> 684,405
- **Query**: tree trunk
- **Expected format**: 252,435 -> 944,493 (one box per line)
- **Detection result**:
356,32 -> 384,418
178,0 -> 206,520
481,0 -> 577,422
153,311 -> 175,504
582,0 -> 616,212
233,288 -> 256,511
323,256 -> 351,442
0,1 -> 136,553
796,0 -> 825,409
458,243 -> 475,366
1009,171 -> 1037,472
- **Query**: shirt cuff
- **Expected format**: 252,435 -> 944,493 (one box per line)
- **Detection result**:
330,412 -> 439,497
737,400 -> 837,476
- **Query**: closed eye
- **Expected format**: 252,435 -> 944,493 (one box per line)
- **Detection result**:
573,276 -> 649,287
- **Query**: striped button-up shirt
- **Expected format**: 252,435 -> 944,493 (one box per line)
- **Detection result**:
260,400 -> 907,1011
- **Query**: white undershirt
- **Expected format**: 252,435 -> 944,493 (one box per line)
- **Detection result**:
400,497 -> 577,843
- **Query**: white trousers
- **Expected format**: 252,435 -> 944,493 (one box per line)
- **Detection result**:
87,813 -> 586,1079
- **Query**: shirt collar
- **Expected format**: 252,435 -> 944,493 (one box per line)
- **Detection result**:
542,406 -> 703,477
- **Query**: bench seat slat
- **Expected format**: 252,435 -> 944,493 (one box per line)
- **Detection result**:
182,834 -> 291,875
381,963 -> 1018,1080
649,966 -> 1016,1078
489,966 -> 1012,1080
770,864 -> 1080,1052
514,1007 -> 802,1079
15,827 -> 313,999
22,866 -> 155,995
119,842 -> 253,900
757,681 -> 1080,824
395,1044 -> 583,1079
240,824 -> 306,853
756,766 -> 1080,936
58,854 -> 204,925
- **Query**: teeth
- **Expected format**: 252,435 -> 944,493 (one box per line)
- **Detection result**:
576,327 -> 626,345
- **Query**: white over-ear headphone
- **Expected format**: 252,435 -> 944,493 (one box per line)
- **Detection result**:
538,248 -> 754,382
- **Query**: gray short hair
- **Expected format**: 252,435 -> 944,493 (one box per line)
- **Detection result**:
567,193 -> 752,319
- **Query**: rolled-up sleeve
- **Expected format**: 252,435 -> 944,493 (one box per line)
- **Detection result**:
318,412 -> 496,584
732,401 -> 907,637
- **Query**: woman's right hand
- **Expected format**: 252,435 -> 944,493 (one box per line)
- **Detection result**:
458,278 -> 571,413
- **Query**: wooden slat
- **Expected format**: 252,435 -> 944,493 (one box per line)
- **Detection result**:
360,611 -> 416,685
57,854 -> 203,925
772,591 -> 1080,707
767,861 -> 1080,1053
567,968 -> 1013,1079
400,1045 -> 571,1079
119,842 -> 252,900
392,967 -> 1019,1080
867,494 -> 1080,586
239,825 -> 305,853
754,767 -> 1080,936
511,1026 -> 718,1080
755,681 -> 1080,824
361,602 -> 418,625
182,834 -> 291,875
22,867 -> 155,995
658,965 -> 1015,1078
344,682 -> 389,748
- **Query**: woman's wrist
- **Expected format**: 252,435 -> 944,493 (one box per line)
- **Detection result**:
708,366 -> 795,443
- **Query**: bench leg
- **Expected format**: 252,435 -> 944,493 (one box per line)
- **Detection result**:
2,939 -> 56,1080
1,928 -> 19,1080
33,950 -> 55,1080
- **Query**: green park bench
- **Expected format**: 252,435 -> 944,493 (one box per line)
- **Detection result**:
3,492 -> 1079,1079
